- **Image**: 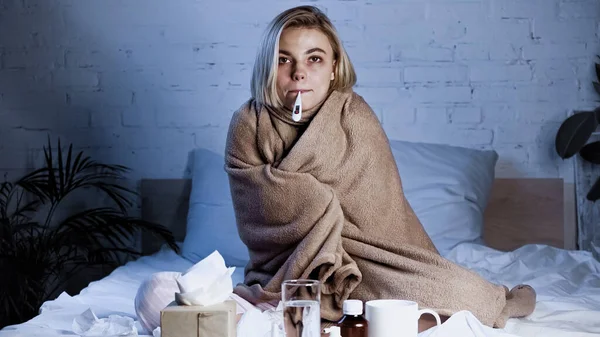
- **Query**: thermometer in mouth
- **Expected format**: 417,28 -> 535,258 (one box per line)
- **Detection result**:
292,92 -> 302,122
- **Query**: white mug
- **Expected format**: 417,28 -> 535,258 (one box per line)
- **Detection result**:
365,300 -> 442,337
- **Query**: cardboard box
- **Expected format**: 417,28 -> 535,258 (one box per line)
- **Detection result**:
160,300 -> 237,337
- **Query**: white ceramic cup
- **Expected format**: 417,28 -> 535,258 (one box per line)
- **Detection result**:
365,300 -> 442,337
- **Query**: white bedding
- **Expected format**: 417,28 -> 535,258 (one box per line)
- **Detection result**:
1,242 -> 599,337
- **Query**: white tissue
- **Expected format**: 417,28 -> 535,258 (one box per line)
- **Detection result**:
175,250 -> 236,307
237,305 -> 285,337
417,311 -> 520,337
72,308 -> 138,337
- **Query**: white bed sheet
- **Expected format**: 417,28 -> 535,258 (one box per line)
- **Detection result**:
1,242 -> 599,337
446,243 -> 600,337
0,244 -> 245,337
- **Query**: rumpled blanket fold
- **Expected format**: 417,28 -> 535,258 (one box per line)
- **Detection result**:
225,89 -> 508,327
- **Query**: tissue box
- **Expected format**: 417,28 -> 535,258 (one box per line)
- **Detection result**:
160,300 -> 237,337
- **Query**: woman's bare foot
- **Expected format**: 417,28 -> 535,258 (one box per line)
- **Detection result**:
494,284 -> 536,328
507,285 -> 536,317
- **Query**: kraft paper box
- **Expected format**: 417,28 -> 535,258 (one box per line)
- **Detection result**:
160,300 -> 237,337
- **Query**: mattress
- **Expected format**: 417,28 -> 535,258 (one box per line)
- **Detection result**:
1,242 -> 599,337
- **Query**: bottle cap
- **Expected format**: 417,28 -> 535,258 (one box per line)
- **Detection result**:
343,299 -> 363,315
324,326 -> 341,337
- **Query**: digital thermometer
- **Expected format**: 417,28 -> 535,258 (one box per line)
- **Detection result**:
292,92 -> 302,122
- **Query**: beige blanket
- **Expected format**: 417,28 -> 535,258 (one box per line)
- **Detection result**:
225,90 -> 514,327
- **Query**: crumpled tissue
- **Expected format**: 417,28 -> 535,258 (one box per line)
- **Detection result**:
72,308 -> 138,337
175,250 -> 236,306
237,301 -> 285,337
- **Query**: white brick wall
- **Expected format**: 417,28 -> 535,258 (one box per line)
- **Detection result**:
1,0 -> 599,187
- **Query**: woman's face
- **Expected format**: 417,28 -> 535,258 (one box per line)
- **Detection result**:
276,27 -> 336,112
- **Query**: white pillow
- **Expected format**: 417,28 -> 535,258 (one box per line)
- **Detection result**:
181,148 -> 250,267
389,140 -> 498,255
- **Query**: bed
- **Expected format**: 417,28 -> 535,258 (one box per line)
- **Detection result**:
1,140 -> 599,337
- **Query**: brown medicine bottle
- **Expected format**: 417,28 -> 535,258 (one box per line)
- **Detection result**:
337,299 -> 368,337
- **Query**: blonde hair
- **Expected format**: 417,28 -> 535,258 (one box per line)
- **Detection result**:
250,5 -> 357,108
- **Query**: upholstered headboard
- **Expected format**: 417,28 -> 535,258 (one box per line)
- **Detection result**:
141,179 -> 192,255
483,178 -> 575,251
140,178 -> 576,255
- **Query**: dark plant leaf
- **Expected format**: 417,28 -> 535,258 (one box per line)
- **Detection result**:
4,184 -> 41,228
555,110 -> 598,159
52,208 -> 178,255
587,176 -> 600,201
42,262 -> 94,302
594,82 -> 600,97
117,218 -> 180,254
0,182 -> 11,206
17,144 -> 135,213
1,137 -> 179,328
0,220 -> 12,250
52,208 -> 122,249
64,143 -> 73,191
43,136 -> 58,203
17,168 -> 53,203
580,141 -> 600,164
93,184 -> 134,212
0,236 -> 52,328
57,138 -> 65,197
0,182 -> 13,219
10,200 -> 40,222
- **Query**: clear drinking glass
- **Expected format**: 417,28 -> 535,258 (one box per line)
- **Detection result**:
281,279 -> 321,337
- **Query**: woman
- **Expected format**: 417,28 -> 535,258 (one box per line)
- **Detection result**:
225,5 -> 536,332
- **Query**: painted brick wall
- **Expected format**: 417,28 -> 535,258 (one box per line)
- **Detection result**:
1,0 -> 599,187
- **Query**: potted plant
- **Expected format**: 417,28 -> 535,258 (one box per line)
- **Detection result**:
555,57 -> 600,201
0,137 -> 179,329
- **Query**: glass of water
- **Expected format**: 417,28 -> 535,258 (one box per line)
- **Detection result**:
282,279 -> 321,337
